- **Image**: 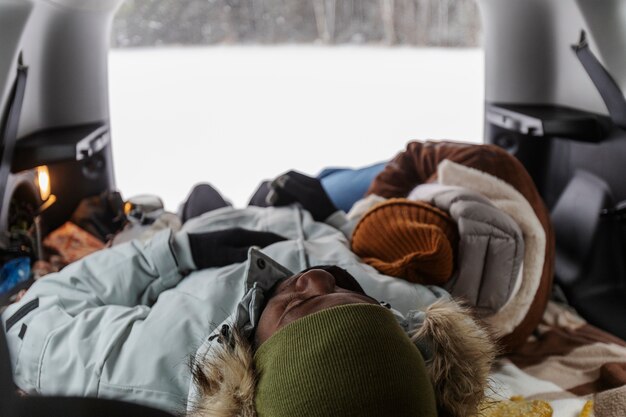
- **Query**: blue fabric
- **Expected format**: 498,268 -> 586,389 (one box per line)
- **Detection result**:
0,257 -> 31,295
318,162 -> 387,212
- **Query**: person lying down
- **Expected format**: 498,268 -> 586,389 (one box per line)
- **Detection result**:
2,170 -> 499,417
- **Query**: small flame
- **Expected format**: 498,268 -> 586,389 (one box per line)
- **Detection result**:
36,166 -> 51,201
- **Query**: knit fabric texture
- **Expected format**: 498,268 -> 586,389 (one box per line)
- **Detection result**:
254,304 -> 437,417
351,198 -> 458,285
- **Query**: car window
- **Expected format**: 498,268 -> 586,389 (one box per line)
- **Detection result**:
110,0 -> 484,209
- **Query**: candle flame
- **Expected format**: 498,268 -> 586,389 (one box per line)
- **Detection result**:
37,166 -> 51,201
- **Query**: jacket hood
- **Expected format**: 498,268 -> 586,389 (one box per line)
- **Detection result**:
187,298 -> 496,417
411,299 -> 497,417
187,329 -> 257,417
437,160 -> 546,337
407,182 -> 525,318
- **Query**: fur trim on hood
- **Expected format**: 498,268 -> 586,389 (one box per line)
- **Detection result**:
187,331 -> 257,417
188,299 -> 495,417
411,299 -> 497,417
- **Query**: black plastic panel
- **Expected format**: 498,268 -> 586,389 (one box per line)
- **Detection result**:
486,102 -> 626,340
545,128 -> 626,209
11,122 -> 109,172
487,104 -> 611,142
486,103 -> 617,209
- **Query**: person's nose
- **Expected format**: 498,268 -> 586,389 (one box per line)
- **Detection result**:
295,269 -> 336,296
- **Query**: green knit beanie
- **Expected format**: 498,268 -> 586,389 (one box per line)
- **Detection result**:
254,304 -> 437,417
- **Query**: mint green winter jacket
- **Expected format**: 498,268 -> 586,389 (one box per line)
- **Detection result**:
2,205 -> 448,414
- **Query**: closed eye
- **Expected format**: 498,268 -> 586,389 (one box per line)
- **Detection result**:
283,292 -> 299,307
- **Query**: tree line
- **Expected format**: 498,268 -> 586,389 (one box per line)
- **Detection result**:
112,0 -> 480,47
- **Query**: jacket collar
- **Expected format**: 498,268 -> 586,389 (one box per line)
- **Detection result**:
235,248 -> 294,340
186,248 -> 293,412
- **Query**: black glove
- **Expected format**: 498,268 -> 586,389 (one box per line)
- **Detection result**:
188,228 -> 286,269
71,191 -> 127,242
267,170 -> 338,221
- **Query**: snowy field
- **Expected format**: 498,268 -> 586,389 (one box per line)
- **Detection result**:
108,46 -> 484,210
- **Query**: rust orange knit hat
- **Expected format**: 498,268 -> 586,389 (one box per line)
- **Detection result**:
351,198 -> 458,285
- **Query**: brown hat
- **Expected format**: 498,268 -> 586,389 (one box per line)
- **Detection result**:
351,198 -> 458,285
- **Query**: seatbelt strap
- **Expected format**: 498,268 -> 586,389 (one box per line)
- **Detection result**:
572,30 -> 626,129
551,170 -> 611,286
0,54 -> 28,215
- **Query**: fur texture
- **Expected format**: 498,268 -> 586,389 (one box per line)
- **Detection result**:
187,331 -> 257,417
411,299 -> 498,417
189,300 -> 495,417
438,160 -> 547,336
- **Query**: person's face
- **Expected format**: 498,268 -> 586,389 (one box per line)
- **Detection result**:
255,266 -> 378,346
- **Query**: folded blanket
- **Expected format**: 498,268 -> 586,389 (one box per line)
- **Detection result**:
367,141 -> 555,351
491,301 -> 626,417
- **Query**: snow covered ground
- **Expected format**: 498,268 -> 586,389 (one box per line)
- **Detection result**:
108,46 -> 484,210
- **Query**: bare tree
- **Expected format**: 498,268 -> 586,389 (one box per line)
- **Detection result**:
438,0 -> 449,46
379,0 -> 395,44
313,0 -> 337,43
